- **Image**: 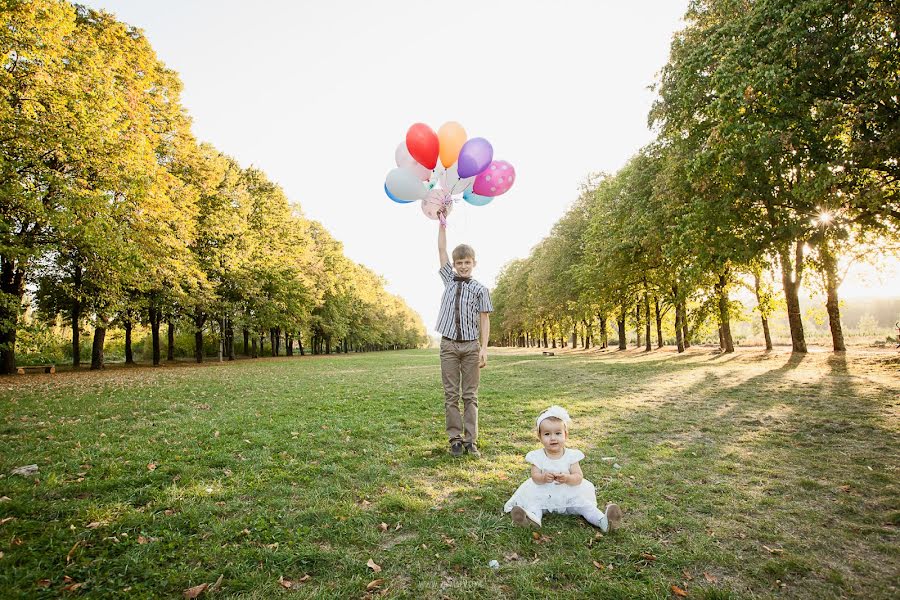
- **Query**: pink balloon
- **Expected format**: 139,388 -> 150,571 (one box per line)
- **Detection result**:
421,189 -> 453,220
472,160 -> 515,197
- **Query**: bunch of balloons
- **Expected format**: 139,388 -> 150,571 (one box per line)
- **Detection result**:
384,122 -> 516,225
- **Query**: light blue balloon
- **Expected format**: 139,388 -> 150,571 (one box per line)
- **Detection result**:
463,189 -> 493,207
385,183 -> 414,204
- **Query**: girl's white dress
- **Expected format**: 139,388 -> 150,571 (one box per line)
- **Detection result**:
503,448 -> 597,513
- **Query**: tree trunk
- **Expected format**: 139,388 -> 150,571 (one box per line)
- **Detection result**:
124,318 -> 134,364
226,318 -> 235,360
90,317 -> 108,370
617,306 -> 627,350
673,285 -> 684,353
635,304 -> 642,348
752,271 -> 773,351
72,264 -> 82,368
681,301 -> 690,349
820,242 -> 846,352
286,331 -> 293,356
718,325 -> 725,350
643,289 -> 651,352
167,319 -> 175,361
598,314 -> 608,349
654,297 -> 663,348
298,332 -> 305,356
194,312 -> 206,363
0,259 -> 26,374
243,328 -> 250,356
150,307 -> 161,366
779,241 -> 808,353
251,336 -> 258,358
716,273 -> 734,353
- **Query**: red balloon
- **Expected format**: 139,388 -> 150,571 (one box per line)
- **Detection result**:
405,123 -> 439,170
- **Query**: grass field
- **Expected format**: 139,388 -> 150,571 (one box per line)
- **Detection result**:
1,347 -> 898,599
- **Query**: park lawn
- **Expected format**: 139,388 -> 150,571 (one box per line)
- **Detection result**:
0,348 -> 897,599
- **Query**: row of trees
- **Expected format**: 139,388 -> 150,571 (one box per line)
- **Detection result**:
1,1 -> 426,373
491,0 -> 898,353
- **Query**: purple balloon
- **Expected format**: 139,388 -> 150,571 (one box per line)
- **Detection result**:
456,137 -> 494,178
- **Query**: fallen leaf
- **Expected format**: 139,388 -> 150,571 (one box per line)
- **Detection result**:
66,541 -> 80,563
0,517 -> 14,525
214,431 -> 220,438
62,581 -> 85,592
762,545 -> 784,554
266,543 -> 279,550
682,570 -> 693,580
278,574 -> 311,590
394,523 -> 402,531
378,522 -> 388,533
147,463 -> 157,471
138,536 -> 149,544
504,552 -> 520,561
671,584 -> 689,597
0,496 -> 10,502
592,560 -> 605,570
197,403 -> 210,410
366,579 -> 384,591
641,553 -> 657,561
839,485 -> 851,492
703,572 -> 718,583
366,558 -> 382,573
183,583 -> 208,598
37,579 -> 52,588
441,535 -> 456,547
209,575 -> 224,593
0,552 -> 4,559
85,521 -> 102,529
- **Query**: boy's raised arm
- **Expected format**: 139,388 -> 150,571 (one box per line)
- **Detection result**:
438,221 -> 449,268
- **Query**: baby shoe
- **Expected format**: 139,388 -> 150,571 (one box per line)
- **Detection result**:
511,506 -> 541,529
605,503 -> 623,532
449,441 -> 464,457
464,442 -> 481,458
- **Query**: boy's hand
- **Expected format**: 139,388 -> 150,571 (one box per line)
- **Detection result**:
478,348 -> 487,368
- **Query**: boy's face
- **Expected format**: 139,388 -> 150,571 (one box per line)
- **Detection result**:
454,256 -> 476,278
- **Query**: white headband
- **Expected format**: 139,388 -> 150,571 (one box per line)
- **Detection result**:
536,405 -> 571,430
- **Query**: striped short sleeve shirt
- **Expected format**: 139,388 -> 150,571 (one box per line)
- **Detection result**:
436,262 -> 493,341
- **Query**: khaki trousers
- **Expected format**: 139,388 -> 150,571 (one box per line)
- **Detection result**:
440,338 -> 480,444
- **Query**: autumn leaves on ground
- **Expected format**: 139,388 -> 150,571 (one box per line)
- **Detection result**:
1,348 -> 897,599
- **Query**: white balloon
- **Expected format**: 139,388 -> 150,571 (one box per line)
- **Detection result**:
386,167 -> 428,201
439,164 -> 476,195
395,142 -> 431,181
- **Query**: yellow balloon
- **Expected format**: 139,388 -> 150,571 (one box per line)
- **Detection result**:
438,121 -> 467,168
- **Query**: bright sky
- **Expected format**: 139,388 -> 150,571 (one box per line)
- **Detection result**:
84,1 -> 898,333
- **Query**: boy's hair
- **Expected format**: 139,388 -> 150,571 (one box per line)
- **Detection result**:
452,244 -> 475,261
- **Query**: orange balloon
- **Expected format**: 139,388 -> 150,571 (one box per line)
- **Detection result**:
438,121 -> 467,168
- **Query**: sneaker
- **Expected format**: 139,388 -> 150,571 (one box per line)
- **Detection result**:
510,506 -> 541,528
605,503 -> 623,532
449,441 -> 464,457
464,442 -> 481,457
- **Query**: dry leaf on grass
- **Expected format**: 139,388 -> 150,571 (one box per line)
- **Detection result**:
278,574 -> 311,590
66,541 -> 80,563
640,553 -> 657,561
592,560 -> 605,570
682,570 -> 693,580
37,579 -> 52,588
366,579 -> 384,591
147,463 -> 157,471
671,584 -> 689,597
209,575 -> 224,593
85,521 -> 102,529
703,572 -> 718,583
367,558 -> 382,573
183,583 -> 207,598
378,522 -> 388,533
762,545 -> 784,554
504,552 -> 519,561
0,517 -> 14,525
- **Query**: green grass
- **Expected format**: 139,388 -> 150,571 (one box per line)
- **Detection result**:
1,347 -> 898,598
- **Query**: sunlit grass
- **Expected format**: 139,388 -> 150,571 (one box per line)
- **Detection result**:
1,347 -> 898,598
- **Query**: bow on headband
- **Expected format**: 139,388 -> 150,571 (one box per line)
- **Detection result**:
536,405 -> 571,430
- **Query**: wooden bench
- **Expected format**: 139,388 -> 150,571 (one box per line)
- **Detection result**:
16,365 -> 56,375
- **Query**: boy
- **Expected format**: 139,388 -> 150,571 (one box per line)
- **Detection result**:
436,221 -> 493,457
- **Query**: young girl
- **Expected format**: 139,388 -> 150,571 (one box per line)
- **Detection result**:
504,405 -> 623,532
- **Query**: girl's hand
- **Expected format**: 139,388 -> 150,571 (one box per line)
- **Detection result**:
542,471 -> 556,484
555,473 -> 570,485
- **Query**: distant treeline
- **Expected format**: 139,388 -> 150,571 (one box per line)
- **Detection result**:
490,0 -> 898,353
1,1 -> 427,373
